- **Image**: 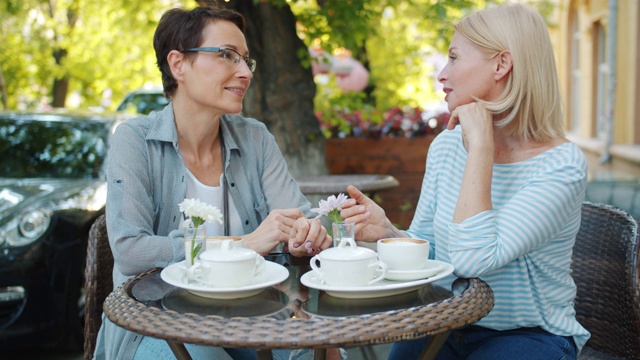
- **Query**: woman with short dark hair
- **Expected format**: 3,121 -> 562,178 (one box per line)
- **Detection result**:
95,6 -> 333,360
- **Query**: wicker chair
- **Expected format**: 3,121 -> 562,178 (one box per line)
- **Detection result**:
573,202 -> 640,359
83,214 -> 113,360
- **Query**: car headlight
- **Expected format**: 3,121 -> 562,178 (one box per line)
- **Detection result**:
2,209 -> 52,247
19,210 -> 50,239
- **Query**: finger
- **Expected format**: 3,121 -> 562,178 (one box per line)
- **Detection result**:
284,208 -> 305,219
347,185 -> 372,205
341,204 -> 367,220
319,231 -> 332,250
341,198 -> 358,209
271,208 -> 305,220
270,209 -> 303,231
447,109 -> 459,130
305,219 -> 326,253
289,219 -> 309,250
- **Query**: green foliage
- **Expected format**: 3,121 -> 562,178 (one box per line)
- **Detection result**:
0,0 -> 191,110
0,0 -> 557,112
301,0 -> 476,136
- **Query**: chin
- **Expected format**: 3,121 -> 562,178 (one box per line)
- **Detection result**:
224,106 -> 243,115
446,102 -> 456,113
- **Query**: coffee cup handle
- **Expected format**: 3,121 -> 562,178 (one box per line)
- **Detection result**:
254,255 -> 266,275
186,262 -> 203,283
368,261 -> 387,285
309,255 -> 323,275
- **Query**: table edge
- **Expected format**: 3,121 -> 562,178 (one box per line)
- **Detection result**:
103,269 -> 494,349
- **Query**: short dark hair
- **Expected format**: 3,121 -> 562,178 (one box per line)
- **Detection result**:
153,6 -> 246,98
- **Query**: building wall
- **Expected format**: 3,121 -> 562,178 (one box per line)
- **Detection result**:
554,0 -> 640,179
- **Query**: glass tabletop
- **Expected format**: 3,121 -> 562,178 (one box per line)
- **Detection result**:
129,254 -> 453,321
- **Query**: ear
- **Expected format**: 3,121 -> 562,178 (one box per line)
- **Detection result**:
494,50 -> 512,81
167,50 -> 186,82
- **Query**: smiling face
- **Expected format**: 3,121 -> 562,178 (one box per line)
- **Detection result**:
437,32 -> 502,112
179,20 -> 253,115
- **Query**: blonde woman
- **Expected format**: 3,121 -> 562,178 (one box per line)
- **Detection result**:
342,3 -> 589,359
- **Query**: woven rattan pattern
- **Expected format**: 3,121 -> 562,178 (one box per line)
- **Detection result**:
573,202 -> 640,359
104,273 -> 493,350
84,214 -> 113,360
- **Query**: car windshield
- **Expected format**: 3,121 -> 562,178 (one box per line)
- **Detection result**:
117,91 -> 168,115
0,117 -> 110,179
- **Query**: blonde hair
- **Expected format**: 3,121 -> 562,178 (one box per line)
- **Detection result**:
455,3 -> 564,142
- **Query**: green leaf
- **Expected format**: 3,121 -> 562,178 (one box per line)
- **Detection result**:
191,242 -> 202,265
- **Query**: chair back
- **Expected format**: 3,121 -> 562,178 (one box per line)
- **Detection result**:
83,214 -> 113,360
573,202 -> 640,358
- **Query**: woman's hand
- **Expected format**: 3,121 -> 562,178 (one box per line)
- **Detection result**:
243,209 -> 305,256
288,218 -> 332,257
447,102 -> 494,152
447,102 -> 494,223
341,185 -> 405,242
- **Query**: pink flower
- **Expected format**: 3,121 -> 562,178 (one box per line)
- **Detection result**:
311,193 -> 348,222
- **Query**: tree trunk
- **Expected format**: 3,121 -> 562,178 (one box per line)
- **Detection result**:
52,48 -> 69,108
0,64 -> 8,109
221,0 -> 326,177
52,77 -> 69,108
50,6 -> 78,108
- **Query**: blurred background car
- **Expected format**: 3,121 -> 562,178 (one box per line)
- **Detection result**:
116,87 -> 168,115
0,109 -> 125,350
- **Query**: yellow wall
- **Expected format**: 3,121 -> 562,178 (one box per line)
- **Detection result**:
615,0 -> 638,144
554,0 -> 639,177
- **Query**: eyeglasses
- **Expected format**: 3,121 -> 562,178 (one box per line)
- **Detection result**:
183,47 -> 257,73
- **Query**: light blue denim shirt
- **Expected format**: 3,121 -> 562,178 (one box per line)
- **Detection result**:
94,103 -> 311,360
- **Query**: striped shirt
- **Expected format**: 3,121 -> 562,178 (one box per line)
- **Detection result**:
406,127 -> 590,352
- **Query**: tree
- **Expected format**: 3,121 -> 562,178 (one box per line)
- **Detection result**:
0,0 -> 505,177
213,0 -> 475,176
206,0 -> 323,176
0,0 -> 187,110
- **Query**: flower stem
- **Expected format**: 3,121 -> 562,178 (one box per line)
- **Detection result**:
190,219 -> 204,264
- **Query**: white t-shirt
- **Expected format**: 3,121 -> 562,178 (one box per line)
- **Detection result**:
181,169 -> 244,236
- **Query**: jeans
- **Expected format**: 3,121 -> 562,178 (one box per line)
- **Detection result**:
388,326 -> 577,360
132,335 -> 344,360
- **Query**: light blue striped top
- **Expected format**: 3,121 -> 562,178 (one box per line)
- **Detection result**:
406,127 -> 590,352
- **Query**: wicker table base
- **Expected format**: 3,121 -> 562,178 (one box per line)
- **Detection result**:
103,260 -> 493,360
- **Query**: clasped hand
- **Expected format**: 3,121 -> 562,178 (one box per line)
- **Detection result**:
241,208 -> 331,256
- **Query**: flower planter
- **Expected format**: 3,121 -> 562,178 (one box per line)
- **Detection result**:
325,136 -> 435,229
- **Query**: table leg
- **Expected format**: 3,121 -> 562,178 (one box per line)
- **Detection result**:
257,349 -> 273,360
418,332 -> 451,360
166,340 -> 192,360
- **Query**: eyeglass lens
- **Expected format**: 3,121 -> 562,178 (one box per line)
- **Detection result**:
222,48 -> 256,72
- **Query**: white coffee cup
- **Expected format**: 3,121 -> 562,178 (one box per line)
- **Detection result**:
206,236 -> 244,251
377,238 -> 430,271
188,240 -> 265,287
310,237 -> 387,287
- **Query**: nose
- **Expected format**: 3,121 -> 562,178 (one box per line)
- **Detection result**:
437,64 -> 448,83
237,61 -> 254,79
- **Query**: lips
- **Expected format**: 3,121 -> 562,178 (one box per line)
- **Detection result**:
225,87 -> 245,95
443,87 -> 452,101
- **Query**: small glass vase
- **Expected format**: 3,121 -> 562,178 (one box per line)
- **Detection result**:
332,221 -> 355,248
184,226 -> 206,267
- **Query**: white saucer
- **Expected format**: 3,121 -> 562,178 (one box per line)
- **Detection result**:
384,260 -> 447,281
160,260 -> 289,299
300,261 -> 454,299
